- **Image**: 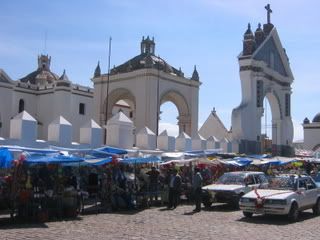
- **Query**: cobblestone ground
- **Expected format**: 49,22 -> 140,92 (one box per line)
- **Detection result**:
1,204 -> 320,240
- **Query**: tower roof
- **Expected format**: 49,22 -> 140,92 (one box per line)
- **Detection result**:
20,54 -> 59,85
303,117 -> 310,124
244,23 -> 254,38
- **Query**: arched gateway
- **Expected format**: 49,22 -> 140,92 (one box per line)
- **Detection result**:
231,5 -> 294,156
92,37 -> 200,139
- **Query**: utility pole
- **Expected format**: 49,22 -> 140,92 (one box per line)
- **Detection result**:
105,37 -> 112,144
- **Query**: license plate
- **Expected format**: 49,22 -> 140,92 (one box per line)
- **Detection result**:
255,208 -> 264,214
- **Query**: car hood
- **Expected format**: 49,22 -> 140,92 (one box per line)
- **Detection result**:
202,184 -> 244,192
244,189 -> 294,199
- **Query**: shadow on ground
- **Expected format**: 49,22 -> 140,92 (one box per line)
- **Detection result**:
237,211 -> 316,225
0,214 -> 82,229
203,203 -> 240,212
0,216 -> 48,230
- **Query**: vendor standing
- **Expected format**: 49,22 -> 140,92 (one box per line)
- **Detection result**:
192,167 -> 203,212
147,166 -> 160,204
168,169 -> 181,209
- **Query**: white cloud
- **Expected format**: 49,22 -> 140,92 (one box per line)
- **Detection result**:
159,122 -> 179,137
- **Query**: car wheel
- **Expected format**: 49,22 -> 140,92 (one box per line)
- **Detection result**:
312,198 -> 320,216
203,199 -> 212,208
202,192 -> 212,208
288,202 -> 299,222
243,211 -> 253,218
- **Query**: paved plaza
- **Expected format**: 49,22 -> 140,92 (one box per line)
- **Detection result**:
1,204 -> 319,240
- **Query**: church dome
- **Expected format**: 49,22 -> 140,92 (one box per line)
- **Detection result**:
109,36 -> 184,77
312,113 -> 320,123
20,55 -> 59,85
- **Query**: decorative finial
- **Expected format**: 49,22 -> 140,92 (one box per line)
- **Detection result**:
191,65 -> 199,81
94,61 -> 101,78
265,4 -> 272,24
258,23 -> 261,29
248,23 -> 251,30
59,69 -> 69,81
212,107 -> 216,114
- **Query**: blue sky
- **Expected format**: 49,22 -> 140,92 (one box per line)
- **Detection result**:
1,0 -> 319,141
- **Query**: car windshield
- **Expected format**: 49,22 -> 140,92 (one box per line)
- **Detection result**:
216,173 -> 245,185
313,173 -> 320,182
268,176 -> 296,190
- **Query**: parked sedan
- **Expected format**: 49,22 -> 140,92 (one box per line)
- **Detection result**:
239,174 -> 320,222
202,171 -> 268,208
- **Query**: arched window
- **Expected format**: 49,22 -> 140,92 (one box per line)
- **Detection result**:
19,99 -> 25,113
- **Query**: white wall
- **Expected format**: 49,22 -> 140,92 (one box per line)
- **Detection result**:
303,124 -> 320,151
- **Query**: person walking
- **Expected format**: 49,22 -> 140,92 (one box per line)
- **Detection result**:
168,168 -> 181,209
147,166 -> 160,205
192,167 -> 203,212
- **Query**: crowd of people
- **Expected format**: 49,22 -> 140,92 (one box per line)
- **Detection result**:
2,154 -> 320,221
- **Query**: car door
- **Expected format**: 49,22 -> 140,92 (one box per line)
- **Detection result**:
305,177 -> 318,207
297,178 -> 309,208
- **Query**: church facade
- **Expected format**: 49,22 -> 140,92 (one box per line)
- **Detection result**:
231,5 -> 294,156
0,55 -> 93,142
92,36 -> 200,138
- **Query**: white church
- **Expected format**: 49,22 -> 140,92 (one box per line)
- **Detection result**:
0,5 -> 319,155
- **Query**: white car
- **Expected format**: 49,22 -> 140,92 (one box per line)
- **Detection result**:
239,174 -> 320,222
202,171 -> 268,208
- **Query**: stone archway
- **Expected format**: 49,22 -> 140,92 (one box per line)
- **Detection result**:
231,21 -> 294,156
160,90 -> 191,135
263,90 -> 282,145
102,88 -> 136,125
92,37 -> 200,139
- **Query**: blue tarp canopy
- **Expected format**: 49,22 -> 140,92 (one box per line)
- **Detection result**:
184,150 -> 206,157
2,145 -> 58,154
24,154 -> 84,165
83,158 -> 113,166
96,146 -> 128,155
184,149 -> 221,158
120,156 -> 161,164
222,157 -> 252,167
247,154 -> 271,159
0,147 -> 13,168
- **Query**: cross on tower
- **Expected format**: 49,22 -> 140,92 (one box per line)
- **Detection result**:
265,4 -> 272,24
